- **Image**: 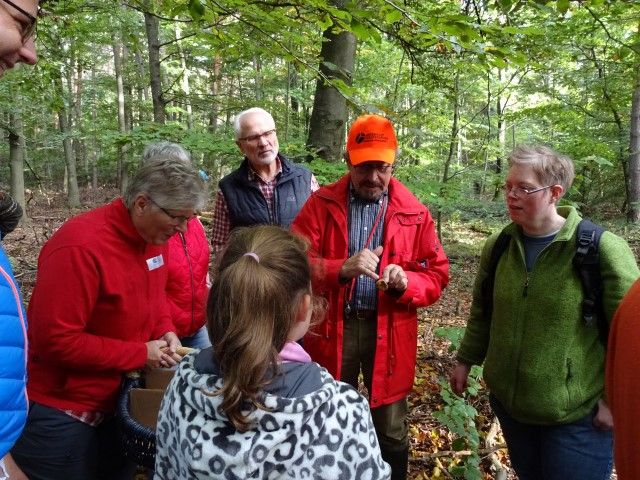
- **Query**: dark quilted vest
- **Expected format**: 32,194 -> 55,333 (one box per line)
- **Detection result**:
219,155 -> 312,229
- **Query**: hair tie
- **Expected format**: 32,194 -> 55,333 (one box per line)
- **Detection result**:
243,252 -> 260,263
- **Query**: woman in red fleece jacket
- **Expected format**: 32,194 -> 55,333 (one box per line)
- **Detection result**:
11,159 -> 207,480
141,142 -> 211,349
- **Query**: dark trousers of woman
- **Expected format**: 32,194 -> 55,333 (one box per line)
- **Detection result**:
11,402 -> 137,480
490,395 -> 613,480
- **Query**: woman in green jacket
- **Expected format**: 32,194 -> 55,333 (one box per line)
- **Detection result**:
450,145 -> 639,480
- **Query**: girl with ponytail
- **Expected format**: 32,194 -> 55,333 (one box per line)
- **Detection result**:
155,225 -> 390,479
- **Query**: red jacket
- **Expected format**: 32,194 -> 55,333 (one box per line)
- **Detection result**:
27,199 -> 175,413
166,218 -> 209,338
607,278 -> 640,480
292,175 -> 449,407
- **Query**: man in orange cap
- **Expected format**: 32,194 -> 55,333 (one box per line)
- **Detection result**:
292,114 -> 449,479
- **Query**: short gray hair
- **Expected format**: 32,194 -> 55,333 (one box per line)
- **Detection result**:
141,141 -> 191,165
233,107 -> 275,140
124,158 -> 207,211
507,145 -> 575,192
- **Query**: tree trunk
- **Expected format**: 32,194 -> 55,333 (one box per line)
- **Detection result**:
496,70 -> 506,174
70,57 -> 87,189
209,55 -> 221,134
437,72 -> 460,240
306,5 -> 357,162
134,49 -> 149,123
113,41 -> 128,190
253,55 -> 263,101
90,64 -> 98,190
627,63 -> 640,222
55,70 -> 81,208
176,25 -> 193,130
144,10 -> 165,124
492,68 -> 507,200
289,62 -> 299,115
204,55 -> 222,174
8,112 -> 26,217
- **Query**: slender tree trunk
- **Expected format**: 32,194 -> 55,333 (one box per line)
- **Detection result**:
437,72 -> 460,240
175,25 -> 193,130
60,111 -> 80,208
56,71 -> 80,208
8,112 -> 26,216
627,63 -> 640,222
306,3 -> 357,162
123,44 -> 133,132
285,61 -> 291,142
113,41 -> 128,190
253,55 -> 262,101
69,58 -> 88,189
289,62 -> 299,115
144,10 -> 165,124
496,70 -> 506,174
52,59 -> 81,209
90,64 -> 98,190
491,68 -> 507,200
443,73 -> 460,185
205,55 -> 222,174
134,49 -> 149,123
209,55 -> 221,134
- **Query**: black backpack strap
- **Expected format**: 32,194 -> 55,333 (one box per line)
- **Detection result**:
572,219 -> 607,344
480,230 -> 511,322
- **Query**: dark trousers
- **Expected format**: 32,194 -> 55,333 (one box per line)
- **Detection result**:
490,395 -> 613,480
11,402 -> 136,480
341,309 -> 409,452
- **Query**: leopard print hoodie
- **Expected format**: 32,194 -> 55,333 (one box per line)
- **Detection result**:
154,353 -> 391,479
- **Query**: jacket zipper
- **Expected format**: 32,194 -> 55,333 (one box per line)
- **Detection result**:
271,188 -> 278,224
180,232 -> 195,330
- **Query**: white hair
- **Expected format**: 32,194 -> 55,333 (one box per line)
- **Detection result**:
233,108 -> 275,139
141,141 -> 191,165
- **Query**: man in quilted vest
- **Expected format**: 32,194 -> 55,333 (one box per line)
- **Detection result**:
211,107 -> 318,254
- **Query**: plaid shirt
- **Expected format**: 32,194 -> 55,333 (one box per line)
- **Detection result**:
347,187 -> 388,311
63,408 -> 106,427
211,159 -> 319,253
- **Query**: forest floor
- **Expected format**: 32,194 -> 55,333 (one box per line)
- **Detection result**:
6,188 -> 634,480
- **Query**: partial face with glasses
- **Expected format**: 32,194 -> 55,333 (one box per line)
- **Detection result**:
236,111 -> 279,168
348,159 -> 394,202
0,0 -> 38,77
504,163 -> 562,231
132,194 -> 195,245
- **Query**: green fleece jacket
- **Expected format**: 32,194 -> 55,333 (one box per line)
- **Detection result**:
457,206 -> 639,425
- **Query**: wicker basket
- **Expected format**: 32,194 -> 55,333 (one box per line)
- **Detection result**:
118,348 -> 192,469
118,371 -> 157,470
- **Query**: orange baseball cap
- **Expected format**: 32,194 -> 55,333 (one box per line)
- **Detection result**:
346,114 -> 398,165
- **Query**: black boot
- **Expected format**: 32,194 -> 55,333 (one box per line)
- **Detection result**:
381,447 -> 409,480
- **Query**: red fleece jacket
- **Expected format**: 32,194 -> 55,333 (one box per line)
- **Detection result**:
166,218 -> 209,338
27,199 -> 174,413
292,175 -> 449,407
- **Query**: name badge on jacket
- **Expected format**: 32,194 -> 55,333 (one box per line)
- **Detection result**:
146,254 -> 164,271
